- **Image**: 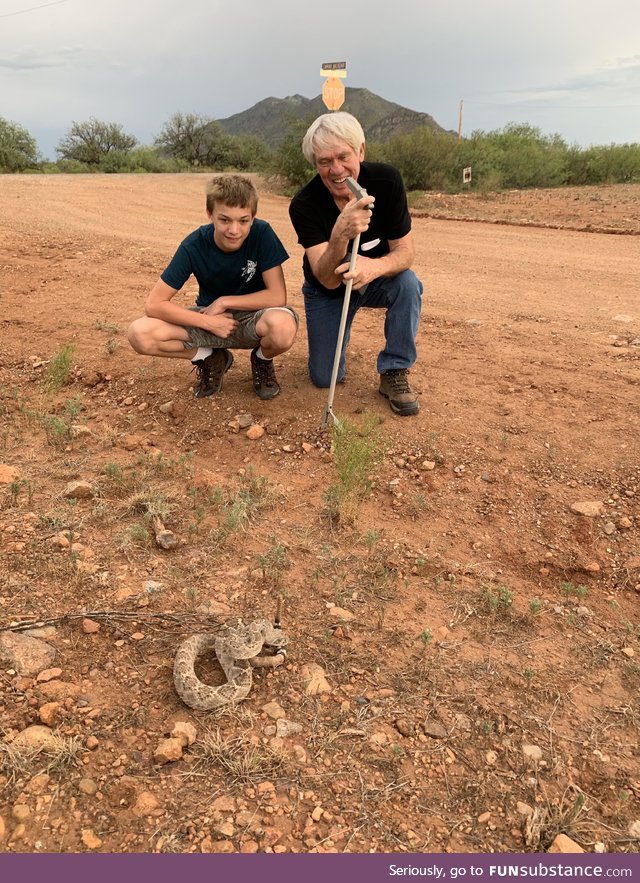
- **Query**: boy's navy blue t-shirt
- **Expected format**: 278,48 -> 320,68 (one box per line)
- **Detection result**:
161,219 -> 289,308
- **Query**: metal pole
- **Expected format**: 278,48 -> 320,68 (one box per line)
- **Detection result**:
320,233 -> 361,429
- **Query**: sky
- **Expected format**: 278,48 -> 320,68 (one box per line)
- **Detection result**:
2,0 -> 640,160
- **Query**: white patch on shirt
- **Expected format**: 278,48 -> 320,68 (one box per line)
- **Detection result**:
361,238 -> 381,252
242,260 -> 257,282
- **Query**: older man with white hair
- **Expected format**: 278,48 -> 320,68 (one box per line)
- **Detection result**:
289,112 -> 423,416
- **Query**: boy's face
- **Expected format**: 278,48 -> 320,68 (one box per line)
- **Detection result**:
209,202 -> 254,252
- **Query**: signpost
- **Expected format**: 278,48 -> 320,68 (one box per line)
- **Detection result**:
321,61 -> 347,111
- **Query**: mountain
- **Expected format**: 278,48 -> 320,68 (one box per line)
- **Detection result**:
217,87 -> 453,148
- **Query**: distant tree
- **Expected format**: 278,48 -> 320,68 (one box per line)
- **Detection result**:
271,116 -> 316,188
56,119 -> 137,166
155,112 -> 234,167
0,117 -> 39,172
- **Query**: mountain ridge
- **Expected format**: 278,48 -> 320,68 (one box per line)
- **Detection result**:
217,87 -> 454,147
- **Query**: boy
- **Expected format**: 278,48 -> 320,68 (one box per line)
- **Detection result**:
128,175 -> 298,399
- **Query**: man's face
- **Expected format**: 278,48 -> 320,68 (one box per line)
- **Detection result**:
314,139 -> 365,202
209,203 -> 254,252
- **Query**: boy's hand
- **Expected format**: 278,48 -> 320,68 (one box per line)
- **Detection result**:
200,303 -> 238,338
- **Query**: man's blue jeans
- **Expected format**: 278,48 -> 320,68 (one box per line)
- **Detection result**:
302,269 -> 423,388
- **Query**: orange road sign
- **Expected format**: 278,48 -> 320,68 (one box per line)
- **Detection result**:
322,76 -> 345,111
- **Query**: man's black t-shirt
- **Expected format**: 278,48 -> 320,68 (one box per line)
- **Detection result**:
288,161 -> 412,296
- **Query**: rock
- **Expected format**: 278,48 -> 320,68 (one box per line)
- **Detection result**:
618,517 -> 633,530
0,815 -> 5,842
82,618 -> 100,634
422,720 -> 448,739
158,401 -> 174,414
154,528 -> 178,550
236,413 -> 253,429
395,719 -> 414,737
81,829 -> 103,850
329,606 -> 355,622
311,806 -> 323,822
211,795 -> 236,812
302,442 -> 313,454
0,465 -> 20,484
570,501 -> 604,517
38,702 -> 62,726
621,647 -> 635,658
246,424 -> 265,440
171,721 -> 197,747
78,778 -> 98,796
85,736 -> 99,750
300,663 -> 331,696
292,744 -> 308,763
12,725 -> 64,752
603,521 -> 616,535
548,833 -> 584,853
262,701 -> 286,720
0,631 -> 56,675
132,791 -> 161,817
153,737 -> 184,764
63,480 -> 94,500
201,839 -> 235,853
522,743 -> 543,763
422,461 -> 436,471
11,804 -> 31,822
628,820 -> 640,838
516,801 -> 534,817
71,425 -> 92,438
36,668 -> 63,683
485,750 -> 498,765
276,719 -> 303,738
477,811 -> 491,823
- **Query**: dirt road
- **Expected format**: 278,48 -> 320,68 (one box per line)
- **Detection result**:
0,175 -> 638,854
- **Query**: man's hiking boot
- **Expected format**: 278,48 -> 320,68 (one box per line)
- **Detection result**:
192,349 -> 233,398
379,369 -> 419,416
250,348 -> 280,400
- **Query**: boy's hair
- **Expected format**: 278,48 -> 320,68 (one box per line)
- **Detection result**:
206,174 -> 258,215
302,112 -> 365,166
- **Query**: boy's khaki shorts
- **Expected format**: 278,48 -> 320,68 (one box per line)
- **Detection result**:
184,306 -> 299,350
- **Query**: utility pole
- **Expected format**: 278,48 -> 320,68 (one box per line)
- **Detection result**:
457,100 -> 464,141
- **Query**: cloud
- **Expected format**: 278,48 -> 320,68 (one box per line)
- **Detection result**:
0,45 -> 81,70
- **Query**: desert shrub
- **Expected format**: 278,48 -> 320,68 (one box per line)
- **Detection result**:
0,117 -> 40,172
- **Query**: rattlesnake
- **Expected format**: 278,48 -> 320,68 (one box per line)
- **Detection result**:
173,619 -> 288,710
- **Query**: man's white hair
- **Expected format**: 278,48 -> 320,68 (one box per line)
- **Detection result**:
302,112 -> 365,166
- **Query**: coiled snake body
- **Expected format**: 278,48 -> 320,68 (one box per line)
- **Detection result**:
173,620 -> 288,711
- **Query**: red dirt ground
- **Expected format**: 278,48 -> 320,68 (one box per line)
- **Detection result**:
0,175 -> 638,854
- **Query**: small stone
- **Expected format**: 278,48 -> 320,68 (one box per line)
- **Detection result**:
422,460 -> 436,471
85,735 -> 99,750
132,791 -> 161,817
276,719 -> 303,738
603,521 -> 616,535
171,721 -> 197,746
329,607 -> 355,622
570,501 -> 604,517
63,480 -> 94,500
300,663 -> 331,695
158,401 -> 174,414
395,719 -> 414,737
12,725 -> 64,752
311,806 -> 323,822
548,833 -> 584,853
477,811 -> 491,824
82,618 -> 100,634
262,701 -> 286,720
11,804 -> 31,823
38,702 -> 62,726
302,442 -> 313,454
81,829 -> 103,850
522,743 -> 543,763
621,647 -> 635,658
153,737 -> 184,764
628,821 -> 640,838
0,465 -> 20,484
422,720 -> 448,739
236,413 -> 253,429
618,517 -> 632,530
36,668 -> 63,683
0,815 -> 5,842
246,424 -> 265,440
78,778 -> 98,796
516,801 -> 533,817
485,750 -> 498,765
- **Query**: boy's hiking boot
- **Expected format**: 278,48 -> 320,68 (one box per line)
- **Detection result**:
379,369 -> 419,416
192,349 -> 233,398
250,348 -> 280,400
